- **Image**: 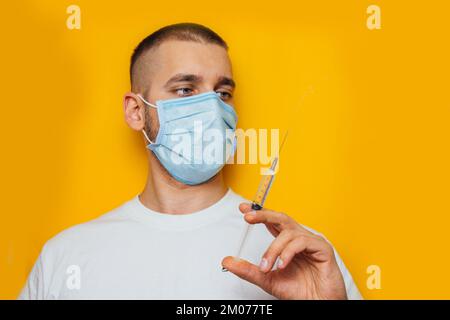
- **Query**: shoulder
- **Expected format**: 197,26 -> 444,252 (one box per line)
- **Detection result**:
41,197 -> 137,257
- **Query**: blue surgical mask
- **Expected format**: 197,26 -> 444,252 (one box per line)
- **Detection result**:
137,91 -> 238,185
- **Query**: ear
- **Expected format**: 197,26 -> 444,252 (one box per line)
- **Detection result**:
123,92 -> 145,131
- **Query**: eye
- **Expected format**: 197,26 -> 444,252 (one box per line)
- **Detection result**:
175,87 -> 194,96
216,91 -> 232,101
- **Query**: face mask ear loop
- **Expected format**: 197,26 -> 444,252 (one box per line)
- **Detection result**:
142,129 -> 154,145
137,94 -> 157,108
136,94 -> 157,145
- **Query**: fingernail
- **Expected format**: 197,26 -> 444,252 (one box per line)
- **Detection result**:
248,210 -> 257,216
277,259 -> 284,269
259,258 -> 268,271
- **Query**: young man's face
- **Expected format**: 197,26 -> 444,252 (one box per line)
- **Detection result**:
138,40 -> 236,141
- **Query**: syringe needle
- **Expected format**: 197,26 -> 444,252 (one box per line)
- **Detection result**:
222,223 -> 254,272
222,131 -> 288,272
236,223 -> 253,258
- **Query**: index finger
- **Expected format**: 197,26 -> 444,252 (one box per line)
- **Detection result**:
243,207 -> 296,230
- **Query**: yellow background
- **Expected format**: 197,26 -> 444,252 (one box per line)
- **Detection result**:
1,0 -> 449,299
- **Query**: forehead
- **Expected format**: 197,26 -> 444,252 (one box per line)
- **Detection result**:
143,40 -> 233,82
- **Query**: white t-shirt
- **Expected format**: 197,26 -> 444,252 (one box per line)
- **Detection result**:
18,189 -> 362,300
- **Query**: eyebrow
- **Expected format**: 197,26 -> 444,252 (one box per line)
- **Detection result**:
164,73 -> 202,88
163,73 -> 236,89
216,76 -> 236,89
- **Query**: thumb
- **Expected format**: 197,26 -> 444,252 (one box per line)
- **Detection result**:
222,256 -> 269,289
239,202 -> 254,214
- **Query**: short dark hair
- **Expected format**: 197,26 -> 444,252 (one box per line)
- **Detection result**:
130,23 -> 228,86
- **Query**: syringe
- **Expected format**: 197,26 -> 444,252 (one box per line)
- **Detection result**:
222,131 -> 288,272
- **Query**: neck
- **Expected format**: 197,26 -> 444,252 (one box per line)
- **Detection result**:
139,154 -> 228,214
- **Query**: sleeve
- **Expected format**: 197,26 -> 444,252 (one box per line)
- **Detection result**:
332,248 -> 363,300
300,224 -> 363,300
17,254 -> 46,300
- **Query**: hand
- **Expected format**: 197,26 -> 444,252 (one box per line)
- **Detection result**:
221,203 -> 347,300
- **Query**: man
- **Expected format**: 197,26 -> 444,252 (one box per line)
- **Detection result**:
19,23 -> 361,300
